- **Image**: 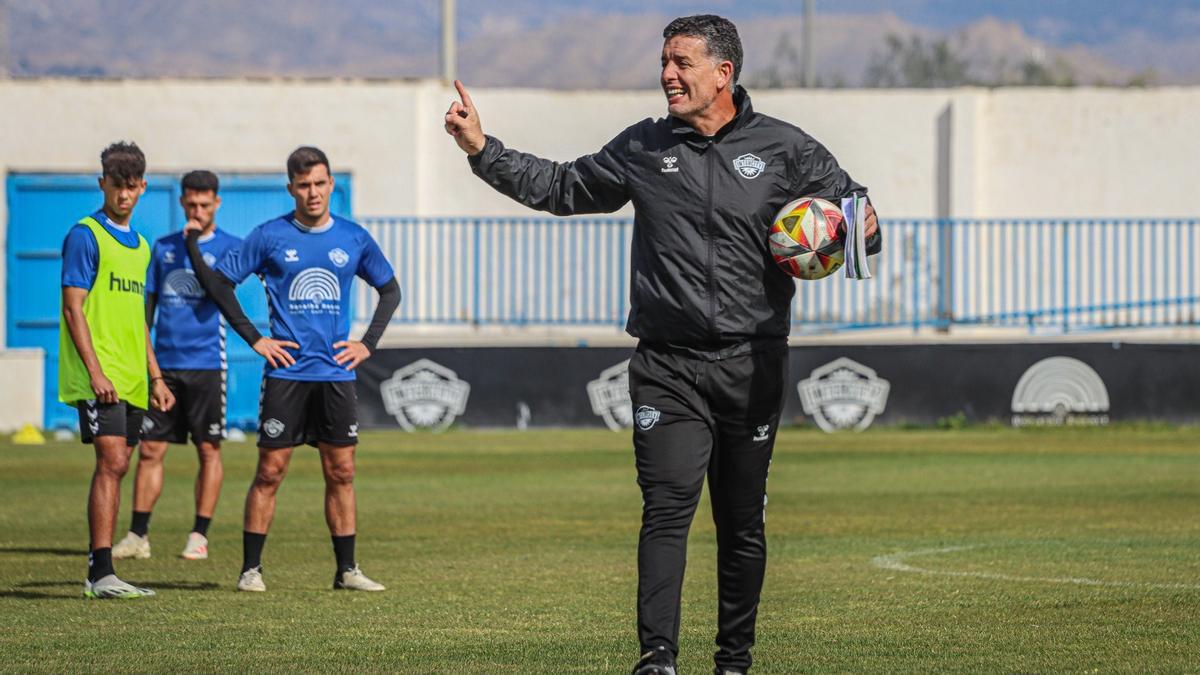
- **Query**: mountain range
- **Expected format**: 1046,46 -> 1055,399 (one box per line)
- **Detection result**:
2,0 -> 1197,86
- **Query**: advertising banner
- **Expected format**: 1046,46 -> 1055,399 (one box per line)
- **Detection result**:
355,343 -> 1200,431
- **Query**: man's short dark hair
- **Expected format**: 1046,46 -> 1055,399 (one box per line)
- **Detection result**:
287,146 -> 331,181
181,170 -> 219,195
663,15 -> 743,84
100,141 -> 146,186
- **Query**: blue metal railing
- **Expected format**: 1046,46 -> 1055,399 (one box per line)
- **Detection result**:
358,217 -> 1200,334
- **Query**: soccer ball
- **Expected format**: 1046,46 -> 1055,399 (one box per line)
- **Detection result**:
768,197 -> 845,280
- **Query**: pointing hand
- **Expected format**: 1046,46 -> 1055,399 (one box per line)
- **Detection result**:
444,79 -> 486,156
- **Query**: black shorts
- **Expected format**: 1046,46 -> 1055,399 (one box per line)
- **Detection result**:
76,400 -> 146,447
142,370 -> 226,445
258,377 -> 359,449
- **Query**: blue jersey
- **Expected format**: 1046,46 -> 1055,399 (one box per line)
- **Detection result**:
61,210 -> 145,289
216,213 -> 395,382
147,229 -> 242,370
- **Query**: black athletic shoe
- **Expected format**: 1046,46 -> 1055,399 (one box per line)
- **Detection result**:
714,669 -> 746,675
632,646 -> 677,675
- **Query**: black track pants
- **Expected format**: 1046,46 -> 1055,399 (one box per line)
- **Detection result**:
629,340 -> 788,673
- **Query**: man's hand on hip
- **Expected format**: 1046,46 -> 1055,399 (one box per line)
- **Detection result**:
333,340 -> 371,371
445,80 -> 486,156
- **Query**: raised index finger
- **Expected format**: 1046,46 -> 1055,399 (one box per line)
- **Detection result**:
454,79 -> 474,110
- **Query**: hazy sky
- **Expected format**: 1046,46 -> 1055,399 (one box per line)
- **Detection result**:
450,0 -> 1200,77
6,0 -> 1199,80
457,0 -> 1200,44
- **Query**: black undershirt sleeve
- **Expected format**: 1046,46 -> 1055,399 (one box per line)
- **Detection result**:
360,278 -> 400,353
145,292 -> 157,326
184,231 -> 263,347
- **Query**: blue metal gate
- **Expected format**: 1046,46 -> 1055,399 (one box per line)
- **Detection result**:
5,172 -> 352,430
355,216 -> 1200,334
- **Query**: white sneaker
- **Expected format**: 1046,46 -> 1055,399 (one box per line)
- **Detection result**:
237,566 -> 266,592
112,532 -> 151,560
84,574 -> 156,599
334,565 -> 385,591
180,532 -> 209,560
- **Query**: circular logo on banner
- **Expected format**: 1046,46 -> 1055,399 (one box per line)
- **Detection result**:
587,359 -> 632,431
798,357 -> 891,433
1011,357 -> 1109,427
380,359 -> 471,432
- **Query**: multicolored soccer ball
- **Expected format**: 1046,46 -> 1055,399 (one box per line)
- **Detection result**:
768,197 -> 845,280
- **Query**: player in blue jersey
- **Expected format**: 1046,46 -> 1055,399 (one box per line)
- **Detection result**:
111,171 -> 242,563
187,146 -> 401,592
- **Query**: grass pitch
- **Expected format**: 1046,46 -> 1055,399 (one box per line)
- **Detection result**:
1,427 -> 1198,673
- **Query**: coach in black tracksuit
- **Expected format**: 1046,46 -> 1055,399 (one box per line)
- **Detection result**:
446,15 -> 880,675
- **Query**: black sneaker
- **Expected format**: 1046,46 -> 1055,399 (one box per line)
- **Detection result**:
714,669 -> 746,675
632,646 -> 677,675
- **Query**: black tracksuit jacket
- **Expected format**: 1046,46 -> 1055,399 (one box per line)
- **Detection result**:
470,86 -> 880,349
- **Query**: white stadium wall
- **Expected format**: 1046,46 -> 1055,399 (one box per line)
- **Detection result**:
0,349 -> 43,432
3,80 -> 1199,220
978,88 -> 1200,218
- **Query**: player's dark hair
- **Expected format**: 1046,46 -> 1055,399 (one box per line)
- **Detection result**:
287,146 -> 331,181
100,141 -> 146,186
181,169 -> 220,195
663,15 -> 743,84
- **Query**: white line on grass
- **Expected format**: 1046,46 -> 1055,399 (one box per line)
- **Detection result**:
871,545 -> 1200,590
